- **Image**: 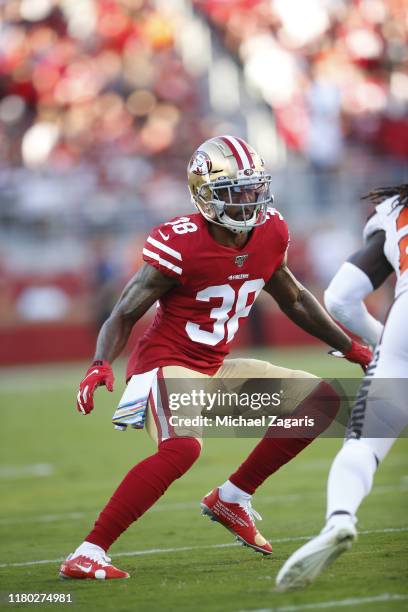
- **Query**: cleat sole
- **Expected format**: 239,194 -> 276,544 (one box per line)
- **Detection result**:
59,573 -> 77,581
276,527 -> 356,591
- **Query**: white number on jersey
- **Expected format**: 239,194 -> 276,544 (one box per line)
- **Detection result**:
165,217 -> 198,235
266,207 -> 284,221
185,280 -> 265,346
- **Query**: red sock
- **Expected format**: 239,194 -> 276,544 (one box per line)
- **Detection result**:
86,437 -> 201,551
229,381 -> 340,495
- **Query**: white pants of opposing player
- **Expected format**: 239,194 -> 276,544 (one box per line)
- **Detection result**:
326,290 -> 408,520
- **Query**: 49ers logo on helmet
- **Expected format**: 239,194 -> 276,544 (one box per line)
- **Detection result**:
189,151 -> 212,176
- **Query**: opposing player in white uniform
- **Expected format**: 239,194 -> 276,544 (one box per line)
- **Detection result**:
276,184 -> 408,590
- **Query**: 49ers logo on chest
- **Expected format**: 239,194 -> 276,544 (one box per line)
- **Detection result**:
235,254 -> 248,268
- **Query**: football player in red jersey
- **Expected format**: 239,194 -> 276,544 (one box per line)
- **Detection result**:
61,136 -> 371,580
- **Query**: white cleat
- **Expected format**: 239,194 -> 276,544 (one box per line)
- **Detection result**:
276,519 -> 357,591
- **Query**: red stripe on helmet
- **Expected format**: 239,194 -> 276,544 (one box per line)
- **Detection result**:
219,136 -> 244,170
236,137 -> 255,169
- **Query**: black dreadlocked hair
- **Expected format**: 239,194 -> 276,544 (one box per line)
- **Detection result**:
361,184 -> 408,208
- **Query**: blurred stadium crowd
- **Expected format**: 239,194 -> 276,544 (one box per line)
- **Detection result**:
198,0 -> 408,157
0,0 -> 407,361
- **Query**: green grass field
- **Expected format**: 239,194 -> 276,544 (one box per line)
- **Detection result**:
1,348 -> 407,611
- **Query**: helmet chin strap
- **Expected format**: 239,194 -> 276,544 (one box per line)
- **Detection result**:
222,218 -> 254,234
194,195 -> 264,233
227,225 -> 252,235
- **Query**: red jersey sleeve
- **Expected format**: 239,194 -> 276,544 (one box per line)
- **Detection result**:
142,217 -> 193,285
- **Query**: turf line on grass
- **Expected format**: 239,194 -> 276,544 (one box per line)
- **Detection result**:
239,593 -> 408,611
1,483 -> 406,526
1,526 -> 407,569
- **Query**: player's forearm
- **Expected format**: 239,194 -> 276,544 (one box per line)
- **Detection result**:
94,313 -> 134,363
280,288 -> 352,353
92,264 -> 177,363
93,284 -> 160,362
324,262 -> 383,346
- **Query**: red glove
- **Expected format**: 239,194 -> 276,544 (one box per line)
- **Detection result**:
330,340 -> 373,372
344,340 -> 373,372
76,360 -> 114,415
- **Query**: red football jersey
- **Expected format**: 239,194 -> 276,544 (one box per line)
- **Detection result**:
126,210 -> 289,378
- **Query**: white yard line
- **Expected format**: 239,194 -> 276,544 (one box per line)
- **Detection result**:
240,593 -> 408,612
0,363 -> 127,394
0,512 -> 85,525
0,380 -> 76,393
1,483 -> 405,526
0,526 -> 407,569
0,495 -> 298,526
0,464 -> 54,479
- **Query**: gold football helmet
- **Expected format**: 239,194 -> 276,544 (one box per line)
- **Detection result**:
187,135 -> 273,233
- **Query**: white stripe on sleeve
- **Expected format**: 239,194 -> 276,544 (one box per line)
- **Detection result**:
146,236 -> 182,261
142,248 -> 182,275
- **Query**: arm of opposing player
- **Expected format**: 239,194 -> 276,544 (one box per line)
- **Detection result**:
324,231 -> 392,347
77,264 -> 177,414
324,263 -> 383,347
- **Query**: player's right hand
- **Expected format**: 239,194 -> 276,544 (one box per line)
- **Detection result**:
329,340 -> 373,373
76,360 -> 114,415
344,340 -> 373,372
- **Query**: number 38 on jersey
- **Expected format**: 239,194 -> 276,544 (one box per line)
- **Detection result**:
186,280 -> 264,346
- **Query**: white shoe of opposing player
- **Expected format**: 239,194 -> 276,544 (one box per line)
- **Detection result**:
275,517 -> 357,591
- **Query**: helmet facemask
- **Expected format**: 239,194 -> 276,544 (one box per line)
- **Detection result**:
195,173 -> 273,234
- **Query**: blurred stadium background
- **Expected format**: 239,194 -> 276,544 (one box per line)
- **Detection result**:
1,3 -> 408,607
0,0 -> 407,365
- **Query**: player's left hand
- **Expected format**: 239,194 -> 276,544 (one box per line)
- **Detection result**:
330,340 -> 373,372
76,360 -> 114,415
